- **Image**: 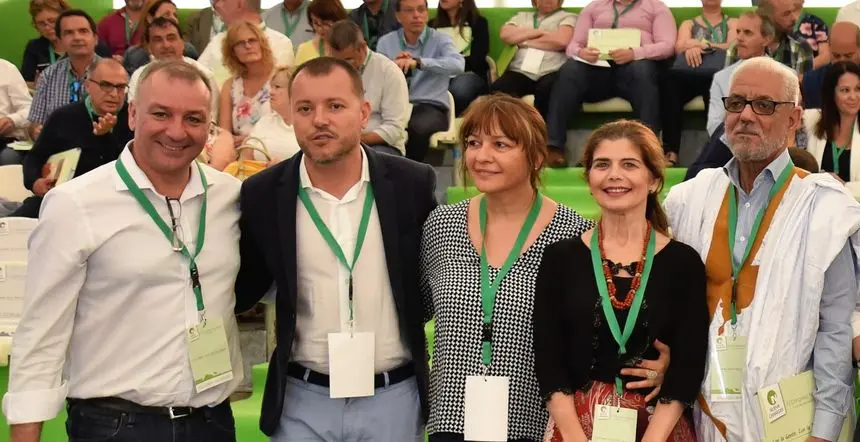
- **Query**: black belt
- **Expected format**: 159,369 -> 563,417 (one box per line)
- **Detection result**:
287,362 -> 414,389
67,397 -> 219,420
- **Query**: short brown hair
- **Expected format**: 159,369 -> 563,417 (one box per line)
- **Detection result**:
307,0 -> 348,28
143,16 -> 182,44
738,10 -> 776,39
458,94 -> 548,190
327,19 -> 364,51
29,0 -> 70,21
289,56 -> 364,99
136,59 -> 212,102
270,65 -> 294,87
580,120 -> 670,235
222,21 -> 275,78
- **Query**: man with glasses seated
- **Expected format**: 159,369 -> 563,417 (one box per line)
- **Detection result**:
9,59 -> 132,218
27,9 -> 101,141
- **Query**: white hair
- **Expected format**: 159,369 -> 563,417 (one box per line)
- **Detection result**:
728,56 -> 800,105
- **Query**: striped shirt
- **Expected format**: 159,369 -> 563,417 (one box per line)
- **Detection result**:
28,55 -> 101,125
724,34 -> 813,75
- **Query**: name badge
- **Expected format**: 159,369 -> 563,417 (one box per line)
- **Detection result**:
464,375 -> 509,441
709,334 -> 747,402
327,331 -> 374,398
187,317 -> 234,393
592,405 -> 637,442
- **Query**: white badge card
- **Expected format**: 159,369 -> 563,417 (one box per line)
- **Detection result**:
592,405 -> 637,442
187,317 -> 234,393
709,334 -> 747,402
328,331 -> 375,398
519,48 -> 544,75
463,375 -> 510,441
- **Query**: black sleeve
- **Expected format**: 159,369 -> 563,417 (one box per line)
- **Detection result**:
534,241 -> 579,403
658,249 -> 710,406
23,111 -> 65,190
234,180 -> 276,314
21,40 -> 39,82
418,163 -> 438,324
95,40 -> 112,58
465,16 -> 490,81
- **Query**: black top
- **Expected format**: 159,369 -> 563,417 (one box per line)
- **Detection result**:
534,236 -> 709,406
20,37 -> 112,82
348,1 -> 400,51
821,141 -> 851,182
23,101 -> 132,190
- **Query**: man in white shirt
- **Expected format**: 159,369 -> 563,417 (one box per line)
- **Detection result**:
328,19 -> 409,156
199,0 -> 295,86
0,58 -> 32,165
263,0 -> 315,49
3,59 -> 244,442
235,57 -> 437,440
837,0 -> 860,28
129,17 -> 220,120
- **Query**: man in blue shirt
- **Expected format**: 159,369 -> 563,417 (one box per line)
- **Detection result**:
377,0 -> 464,162
802,21 -> 860,109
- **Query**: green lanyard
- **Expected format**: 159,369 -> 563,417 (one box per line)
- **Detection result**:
318,38 -> 326,56
361,0 -> 390,47
726,162 -> 794,325
124,12 -> 138,46
479,193 -> 542,367
115,158 -> 209,321
281,1 -> 308,37
589,224 -> 655,395
701,15 -> 728,43
48,46 -> 57,64
611,0 -> 638,29
533,9 -> 561,29
359,50 -> 372,74
831,141 -> 849,175
297,184 -> 375,324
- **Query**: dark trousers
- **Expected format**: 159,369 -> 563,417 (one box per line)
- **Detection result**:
545,59 -> 661,149
491,70 -> 558,119
449,72 -> 488,116
429,432 -> 536,442
660,69 -> 712,154
8,196 -> 42,218
66,399 -> 236,442
406,102 -> 449,163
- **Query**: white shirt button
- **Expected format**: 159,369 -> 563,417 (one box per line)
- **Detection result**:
739,236 -> 746,242
744,202 -> 751,208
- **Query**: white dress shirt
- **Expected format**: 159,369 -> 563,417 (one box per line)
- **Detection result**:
361,51 -> 409,154
292,148 -> 410,374
2,146 -> 244,425
246,112 -> 301,163
0,58 -> 33,140
837,1 -> 860,27
198,25 -> 295,87
128,57 -> 220,121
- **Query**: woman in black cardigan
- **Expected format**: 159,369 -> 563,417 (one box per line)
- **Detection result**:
430,0 -> 489,116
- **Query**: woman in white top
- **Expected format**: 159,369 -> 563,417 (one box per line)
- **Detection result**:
218,20 -> 275,147
246,66 -> 302,164
803,61 -> 860,197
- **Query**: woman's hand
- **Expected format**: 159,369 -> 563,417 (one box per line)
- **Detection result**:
684,46 -> 703,68
619,339 -> 670,402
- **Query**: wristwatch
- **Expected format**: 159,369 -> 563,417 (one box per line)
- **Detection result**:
415,57 -> 422,69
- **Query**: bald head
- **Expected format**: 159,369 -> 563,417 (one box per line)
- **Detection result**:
86,58 -> 129,115
830,22 -> 860,63
92,58 -> 128,78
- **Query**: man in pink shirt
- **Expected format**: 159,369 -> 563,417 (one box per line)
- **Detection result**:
97,0 -> 146,57
544,0 -> 676,154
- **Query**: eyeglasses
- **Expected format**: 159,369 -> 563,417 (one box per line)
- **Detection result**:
88,78 -> 129,94
722,96 -> 794,116
165,197 -> 184,252
35,19 -> 57,29
232,38 -> 260,49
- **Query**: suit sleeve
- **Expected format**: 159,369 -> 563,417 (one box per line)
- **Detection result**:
234,180 -> 276,314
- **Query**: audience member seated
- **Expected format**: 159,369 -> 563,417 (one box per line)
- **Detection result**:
263,0 -> 315,49
430,0 -> 489,115
349,0 -> 399,50
28,9 -> 102,140
791,0 -> 830,68
329,19 -> 409,155
11,59 -> 132,218
128,17 -> 219,118
545,0 -> 676,167
123,0 -> 199,74
802,22 -> 860,109
294,0 -> 348,65
837,0 -> 860,28
789,146 -> 820,172
97,0 -> 145,57
377,0 -> 465,162
246,66 -> 301,163
725,0 -> 812,75
661,0 -> 736,165
186,5 -> 222,53
685,122 -> 731,179
707,11 -> 774,135
21,0 -> 111,86
804,61 -> 860,197
0,59 -> 33,166
490,0 -> 574,148
198,0 -> 294,86
218,21 -> 275,147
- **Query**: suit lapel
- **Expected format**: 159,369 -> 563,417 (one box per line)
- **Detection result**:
276,154 -> 301,309
366,149 -> 404,310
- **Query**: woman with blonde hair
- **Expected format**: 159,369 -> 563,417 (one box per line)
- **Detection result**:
246,65 -> 302,163
535,120 -> 708,442
218,20 -> 275,147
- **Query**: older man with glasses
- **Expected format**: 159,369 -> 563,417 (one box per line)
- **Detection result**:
8,58 -> 133,218
665,56 -> 860,442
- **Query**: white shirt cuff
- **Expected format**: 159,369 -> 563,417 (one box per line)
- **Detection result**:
2,382 -> 69,424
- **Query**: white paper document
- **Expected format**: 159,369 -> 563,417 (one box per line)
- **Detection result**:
573,56 -> 611,68
328,331 -> 375,398
464,375 -> 510,441
0,217 -> 37,262
587,28 -> 642,59
519,48 -> 545,75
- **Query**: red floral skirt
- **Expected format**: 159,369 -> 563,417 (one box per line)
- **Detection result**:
543,381 -> 697,442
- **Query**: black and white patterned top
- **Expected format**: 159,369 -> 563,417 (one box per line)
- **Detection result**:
420,199 -> 593,441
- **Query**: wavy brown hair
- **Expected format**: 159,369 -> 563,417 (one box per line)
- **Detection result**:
221,20 -> 275,78
29,0 -> 70,21
458,93 -> 548,190
581,120 -> 669,235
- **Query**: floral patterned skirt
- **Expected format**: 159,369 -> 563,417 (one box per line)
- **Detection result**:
543,381 -> 697,442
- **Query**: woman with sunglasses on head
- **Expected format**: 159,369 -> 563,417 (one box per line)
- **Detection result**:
534,120 -> 708,442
